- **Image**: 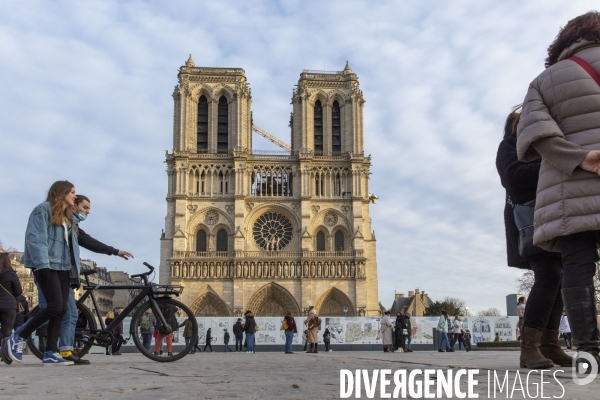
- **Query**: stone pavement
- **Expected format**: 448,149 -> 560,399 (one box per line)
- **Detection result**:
0,350 -> 598,399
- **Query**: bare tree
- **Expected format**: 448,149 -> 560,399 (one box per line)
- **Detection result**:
478,307 -> 502,316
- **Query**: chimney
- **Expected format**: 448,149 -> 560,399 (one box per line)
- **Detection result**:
395,293 -> 404,299
415,289 -> 420,295
408,291 -> 415,297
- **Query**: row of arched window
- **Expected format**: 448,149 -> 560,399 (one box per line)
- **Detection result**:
316,230 -> 345,251
196,229 -> 228,252
197,95 -> 228,153
314,100 -> 342,155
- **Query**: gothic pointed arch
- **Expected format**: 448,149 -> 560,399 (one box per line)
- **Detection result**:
315,287 -> 355,316
246,282 -> 300,317
189,286 -> 232,316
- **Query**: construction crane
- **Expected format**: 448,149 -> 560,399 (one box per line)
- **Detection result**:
252,124 -> 292,152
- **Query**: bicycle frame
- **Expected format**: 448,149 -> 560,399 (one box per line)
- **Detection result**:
78,273 -> 179,340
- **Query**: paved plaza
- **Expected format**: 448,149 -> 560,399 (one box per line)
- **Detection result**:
0,350 -> 598,399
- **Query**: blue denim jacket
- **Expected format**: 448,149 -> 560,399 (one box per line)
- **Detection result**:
23,202 -> 81,272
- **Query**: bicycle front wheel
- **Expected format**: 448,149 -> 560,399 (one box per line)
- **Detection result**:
26,303 -> 97,360
131,297 -> 198,362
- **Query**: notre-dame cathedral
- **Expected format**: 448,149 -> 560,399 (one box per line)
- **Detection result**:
159,56 -> 379,317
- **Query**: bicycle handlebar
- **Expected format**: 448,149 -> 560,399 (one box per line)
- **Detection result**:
131,262 -> 155,279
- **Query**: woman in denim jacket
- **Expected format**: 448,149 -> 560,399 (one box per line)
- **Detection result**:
2,180 -> 80,366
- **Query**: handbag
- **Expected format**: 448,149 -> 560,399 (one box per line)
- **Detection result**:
0,283 -> 24,313
508,197 -> 545,259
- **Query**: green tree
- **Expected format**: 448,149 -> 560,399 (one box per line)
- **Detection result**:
423,297 -> 466,317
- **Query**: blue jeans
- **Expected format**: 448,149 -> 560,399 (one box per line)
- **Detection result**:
406,336 -> 412,349
284,330 -> 294,353
235,336 -> 243,351
246,333 -> 255,352
143,333 -> 153,350
16,283 -> 77,352
439,332 -> 450,350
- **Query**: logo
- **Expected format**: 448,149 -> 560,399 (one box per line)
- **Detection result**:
572,351 -> 598,386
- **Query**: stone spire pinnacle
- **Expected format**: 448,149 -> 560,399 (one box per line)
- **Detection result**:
185,54 -> 195,67
343,60 -> 352,74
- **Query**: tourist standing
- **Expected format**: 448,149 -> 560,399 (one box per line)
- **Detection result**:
516,297 -> 526,338
498,104 -> 572,368
0,253 -> 23,341
2,181 -> 79,366
283,312 -> 297,354
243,310 -> 257,354
233,318 -> 244,352
451,316 -> 464,350
181,317 -> 195,352
380,311 -> 394,353
323,328 -> 332,352
223,329 -> 232,352
516,11 -> 600,372
140,310 -> 154,351
305,306 -> 320,353
437,310 -> 453,352
560,311 -> 572,350
403,312 -> 413,352
204,327 -> 214,352
394,312 -> 403,351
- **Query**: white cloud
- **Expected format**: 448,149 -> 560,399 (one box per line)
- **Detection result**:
1,0 -> 597,313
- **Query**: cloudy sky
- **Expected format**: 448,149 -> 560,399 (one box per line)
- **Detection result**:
1,0 -> 596,314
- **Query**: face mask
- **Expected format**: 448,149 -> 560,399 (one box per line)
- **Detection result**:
77,212 -> 87,222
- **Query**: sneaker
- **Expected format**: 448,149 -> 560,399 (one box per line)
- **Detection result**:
167,352 -> 173,356
43,352 -> 75,366
5,333 -> 26,363
1,338 -> 12,365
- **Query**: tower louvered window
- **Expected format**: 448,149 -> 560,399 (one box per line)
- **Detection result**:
196,230 -> 207,252
316,231 -> 326,251
216,229 -> 228,251
197,96 -> 208,152
335,230 -> 344,251
217,96 -> 228,154
332,100 -> 341,154
314,100 -> 323,154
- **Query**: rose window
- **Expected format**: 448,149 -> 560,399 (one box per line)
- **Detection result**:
253,212 -> 293,251
204,210 -> 219,225
324,211 -> 338,226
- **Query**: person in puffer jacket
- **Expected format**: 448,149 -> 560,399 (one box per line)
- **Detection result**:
516,11 -> 600,373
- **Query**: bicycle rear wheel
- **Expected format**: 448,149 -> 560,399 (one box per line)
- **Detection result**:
26,303 -> 97,360
131,297 -> 198,362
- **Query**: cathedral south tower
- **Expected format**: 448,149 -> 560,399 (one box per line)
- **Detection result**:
160,57 -> 379,317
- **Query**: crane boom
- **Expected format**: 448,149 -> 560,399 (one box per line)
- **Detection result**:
252,124 -> 292,152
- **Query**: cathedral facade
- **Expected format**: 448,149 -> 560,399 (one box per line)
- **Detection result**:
159,56 -> 379,317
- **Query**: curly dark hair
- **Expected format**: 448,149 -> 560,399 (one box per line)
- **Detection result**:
546,11 -> 600,68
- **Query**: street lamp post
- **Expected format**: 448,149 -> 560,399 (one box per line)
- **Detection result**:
465,306 -> 470,317
343,307 -> 348,318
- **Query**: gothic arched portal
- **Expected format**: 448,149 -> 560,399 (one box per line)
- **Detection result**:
246,282 -> 300,317
189,287 -> 232,316
315,287 -> 355,316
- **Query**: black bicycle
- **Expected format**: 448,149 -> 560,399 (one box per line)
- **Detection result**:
26,262 -> 198,362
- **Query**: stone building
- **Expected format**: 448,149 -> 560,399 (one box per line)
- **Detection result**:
6,251 -> 37,309
389,289 -> 432,317
76,260 -> 114,317
109,271 -> 139,310
159,57 -> 379,317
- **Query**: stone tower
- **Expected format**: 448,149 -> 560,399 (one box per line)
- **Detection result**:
160,58 -> 379,317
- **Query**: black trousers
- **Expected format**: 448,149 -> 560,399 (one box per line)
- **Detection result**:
18,269 -> 70,353
0,309 -> 16,339
203,342 -> 213,352
560,231 -> 598,289
562,332 -> 572,349
523,257 -> 563,331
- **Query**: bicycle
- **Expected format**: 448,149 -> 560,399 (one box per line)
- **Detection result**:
26,262 -> 198,362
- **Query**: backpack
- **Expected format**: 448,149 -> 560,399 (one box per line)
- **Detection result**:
141,314 -> 151,331
282,318 -> 289,330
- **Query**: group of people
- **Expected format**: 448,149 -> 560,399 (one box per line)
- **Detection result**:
436,311 -> 472,352
379,310 -> 414,353
497,11 -> 600,372
1,180 -> 133,366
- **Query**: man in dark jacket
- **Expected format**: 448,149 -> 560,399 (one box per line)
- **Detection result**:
233,318 -> 244,352
203,328 -> 214,352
